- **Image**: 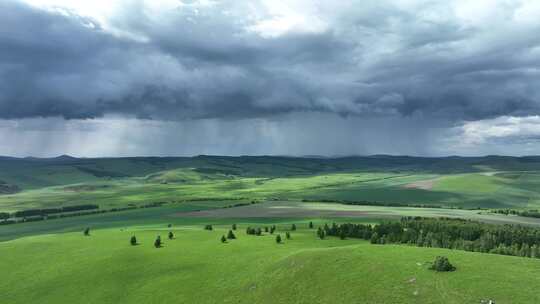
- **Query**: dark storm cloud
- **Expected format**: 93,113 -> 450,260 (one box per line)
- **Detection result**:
1,0 -> 540,122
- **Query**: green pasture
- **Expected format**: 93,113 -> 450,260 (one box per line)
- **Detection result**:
1,225 -> 539,304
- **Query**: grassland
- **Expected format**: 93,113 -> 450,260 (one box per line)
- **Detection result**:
3,156 -> 540,303
4,155 -> 540,212
1,224 -> 539,304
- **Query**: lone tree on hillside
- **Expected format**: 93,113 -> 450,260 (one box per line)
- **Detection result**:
130,236 -> 137,246
168,231 -> 174,240
227,230 -> 236,240
154,236 -> 162,248
83,227 -> 90,236
309,221 -> 314,229
221,235 -> 227,243
232,224 -> 237,230
291,224 -> 296,231
276,234 -> 282,244
430,256 -> 456,272
286,232 -> 291,239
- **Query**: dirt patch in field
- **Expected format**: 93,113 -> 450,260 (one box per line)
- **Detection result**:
402,178 -> 439,190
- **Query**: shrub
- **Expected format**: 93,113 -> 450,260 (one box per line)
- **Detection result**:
276,234 -> 282,244
227,230 -> 236,240
430,256 -> 456,272
309,221 -> 314,229
232,224 -> 237,230
168,231 -> 174,240
286,232 -> 291,239
291,224 -> 296,231
204,224 -> 213,231
130,236 -> 137,246
83,227 -> 90,236
154,236 -> 162,248
221,235 -> 227,243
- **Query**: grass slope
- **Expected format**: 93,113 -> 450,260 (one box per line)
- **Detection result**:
4,156 -> 540,212
1,225 -> 538,304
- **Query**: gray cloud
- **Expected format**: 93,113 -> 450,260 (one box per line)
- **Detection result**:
1,0 -> 540,157
2,0 -> 539,122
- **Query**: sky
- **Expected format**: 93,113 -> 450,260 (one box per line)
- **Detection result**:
1,0 -> 540,157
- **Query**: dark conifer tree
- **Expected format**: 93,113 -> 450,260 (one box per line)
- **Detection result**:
276,234 -> 282,244
291,224 -> 296,231
168,231 -> 174,240
370,232 -> 379,244
154,236 -> 162,248
221,235 -> 227,243
232,224 -> 237,230
309,221 -> 314,229
83,227 -> 90,236
227,230 -> 236,240
130,235 -> 137,246
286,232 -> 291,239
264,226 -> 269,232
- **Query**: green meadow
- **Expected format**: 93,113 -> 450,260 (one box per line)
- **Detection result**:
2,224 -> 539,304
3,155 -> 540,303
3,156 -> 540,212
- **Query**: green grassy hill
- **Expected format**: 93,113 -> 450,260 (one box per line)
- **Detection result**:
1,224 -> 538,304
4,155 -> 540,212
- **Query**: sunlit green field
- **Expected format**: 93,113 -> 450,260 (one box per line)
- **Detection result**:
2,224 -> 539,304
4,169 -> 540,212
4,156 -> 540,303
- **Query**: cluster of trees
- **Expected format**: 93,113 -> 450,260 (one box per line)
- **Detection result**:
430,256 -> 455,272
13,205 -> 99,217
204,225 -> 213,231
221,229 -> 237,243
246,227 -> 263,236
245,225 -> 279,236
324,217 -> 540,259
492,209 -> 540,219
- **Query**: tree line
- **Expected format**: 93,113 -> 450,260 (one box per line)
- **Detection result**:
492,209 -> 540,219
0,202 -> 166,225
324,217 -> 540,259
301,199 -> 470,210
